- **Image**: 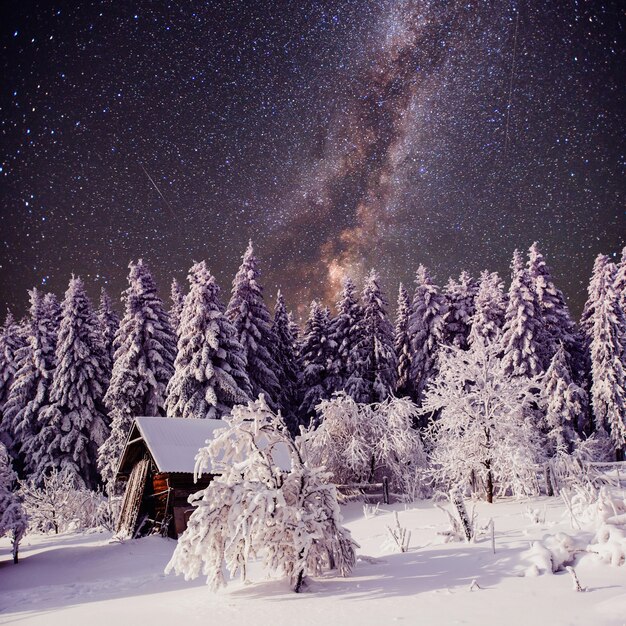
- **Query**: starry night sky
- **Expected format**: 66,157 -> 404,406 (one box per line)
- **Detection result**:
1,0 -> 624,319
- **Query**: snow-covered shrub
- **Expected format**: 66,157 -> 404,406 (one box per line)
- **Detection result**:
524,532 -> 580,576
302,393 -> 427,497
0,444 -> 28,563
422,334 -> 543,502
383,512 -> 411,553
588,525 -> 626,567
166,396 -> 357,592
19,468 -> 110,534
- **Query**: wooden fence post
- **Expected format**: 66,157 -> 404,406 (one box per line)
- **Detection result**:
382,476 -> 390,505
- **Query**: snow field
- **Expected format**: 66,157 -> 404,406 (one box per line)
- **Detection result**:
1,495 -> 625,625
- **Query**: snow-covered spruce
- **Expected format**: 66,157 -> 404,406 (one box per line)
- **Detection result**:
443,271 -> 477,350
394,283 -> 413,398
421,334 -> 543,502
3,290 -> 59,472
226,241 -> 281,408
501,249 -> 545,379
165,260 -> 252,420
97,260 -> 176,487
345,270 -> 397,404
527,243 -> 585,378
585,255 -> 626,454
298,300 -> 333,424
615,245 -> 626,318
168,277 -> 186,334
0,443 -> 27,563
165,396 -> 357,592
468,270 -> 506,346
302,393 -> 427,496
326,277 -> 362,396
408,265 -> 447,406
33,277 -> 109,489
271,290 -> 301,434
540,344 -> 584,456
0,311 -> 26,442
97,287 -> 119,383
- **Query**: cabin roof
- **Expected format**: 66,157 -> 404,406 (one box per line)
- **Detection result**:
117,417 -> 225,476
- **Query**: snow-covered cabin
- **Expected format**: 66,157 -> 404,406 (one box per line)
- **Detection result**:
115,417 -> 226,539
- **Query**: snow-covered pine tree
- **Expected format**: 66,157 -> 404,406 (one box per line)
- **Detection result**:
408,265 -> 447,405
580,254 -> 612,342
443,271 -> 477,350
165,261 -> 251,420
97,288 -> 119,382
33,277 -> 110,489
422,334 -> 543,502
0,444 -> 28,563
166,396 -> 357,592
501,249 -> 545,378
468,270 -> 506,346
226,241 -> 281,407
586,256 -> 626,455
394,283 -> 413,398
97,260 -> 176,486
345,270 -> 397,403
327,277 -> 362,395
0,312 -> 26,433
614,245 -> 626,320
540,344 -> 584,456
271,291 -> 301,434
527,243 -> 582,371
169,278 -> 186,333
3,290 -> 59,474
298,300 -> 332,425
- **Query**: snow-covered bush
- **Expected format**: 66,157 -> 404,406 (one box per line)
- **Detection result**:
524,532 -> 580,576
302,393 -> 428,496
0,444 -> 27,563
166,396 -> 357,592
19,468 -> 111,534
421,334 -> 543,502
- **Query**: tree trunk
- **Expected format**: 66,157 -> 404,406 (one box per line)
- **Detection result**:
486,469 -> 494,504
294,568 -> 304,593
12,543 -> 18,564
545,464 -> 554,497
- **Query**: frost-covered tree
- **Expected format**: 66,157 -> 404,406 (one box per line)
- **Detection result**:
271,291 -> 301,434
165,261 -> 251,420
527,243 -> 581,371
0,444 -> 27,563
394,284 -> 413,397
327,277 -> 362,395
3,290 -> 59,472
169,278 -> 186,333
303,393 -> 427,495
615,246 -> 626,316
469,271 -> 506,346
165,396 -> 357,592
97,260 -> 176,486
227,241 -> 281,407
580,254 -> 612,343
345,270 -> 397,403
298,301 -> 332,424
540,344 -> 584,455
586,257 -> 626,454
408,265 -> 447,404
443,271 -> 477,350
422,335 -> 543,502
0,312 -> 26,435
97,288 -> 119,381
501,250 -> 545,378
33,277 -> 110,489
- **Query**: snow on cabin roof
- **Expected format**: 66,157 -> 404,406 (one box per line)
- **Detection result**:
124,416 -> 293,475
134,417 -> 225,474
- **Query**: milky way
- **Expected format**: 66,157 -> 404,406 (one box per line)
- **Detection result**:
1,0 -> 624,319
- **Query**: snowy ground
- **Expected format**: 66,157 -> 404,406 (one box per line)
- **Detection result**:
1,495 -> 625,625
